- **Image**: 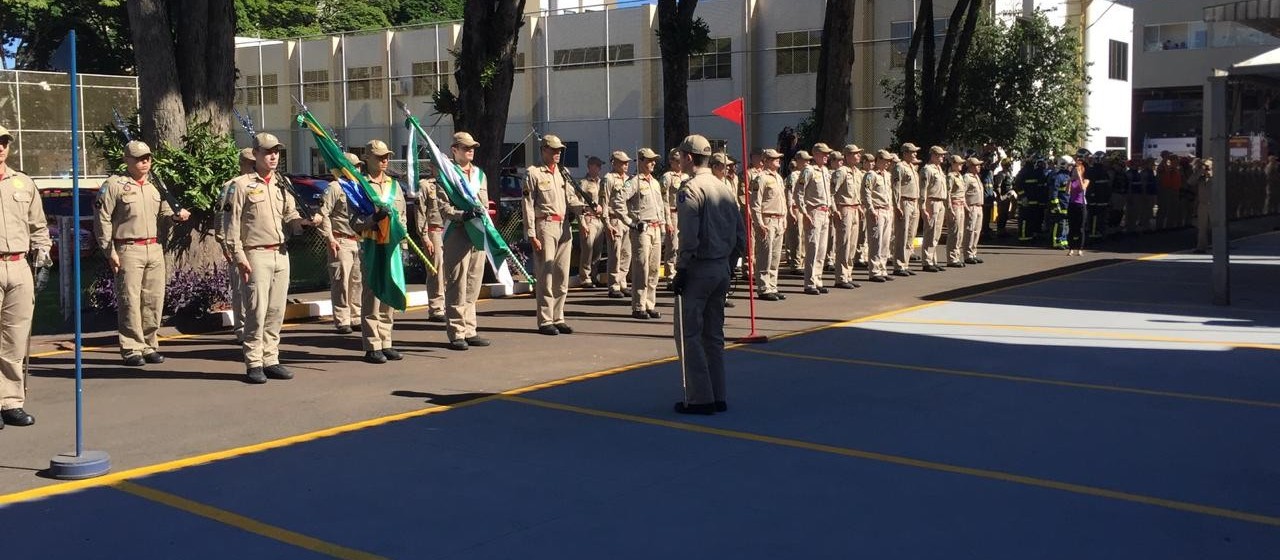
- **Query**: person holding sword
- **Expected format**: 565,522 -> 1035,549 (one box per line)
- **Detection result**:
524,134 -> 590,335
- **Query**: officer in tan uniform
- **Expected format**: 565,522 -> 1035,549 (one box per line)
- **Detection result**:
892,143 -> 922,277
0,126 -> 48,428
783,151 -> 811,272
524,134 -> 587,335
603,151 -> 632,298
439,132 -> 491,351
227,133 -> 317,383
670,134 -> 746,415
962,157 -> 986,264
919,146 -> 949,273
577,156 -> 606,287
354,140 -> 408,364
831,144 -> 864,289
795,143 -> 834,294
415,160 -> 446,322
945,155 -> 969,267
750,149 -> 787,301
618,148 -> 666,320
319,152 -> 363,334
864,150 -> 896,283
217,147 -> 256,342
660,149 -> 686,281
95,140 -> 191,366
855,151 -> 875,267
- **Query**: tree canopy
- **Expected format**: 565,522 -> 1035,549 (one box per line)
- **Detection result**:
0,0 -> 132,74
234,0 -> 464,38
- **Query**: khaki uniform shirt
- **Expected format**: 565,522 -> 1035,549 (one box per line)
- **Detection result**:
676,167 -> 747,269
621,174 -> 666,227
921,163 -> 948,199
863,170 -> 894,210
352,175 -> 407,235
580,175 -> 603,212
749,169 -> 786,229
947,171 -> 966,200
438,164 -> 489,222
832,166 -> 863,207
893,161 -> 921,199
603,172 -> 630,222
964,172 -> 984,206
320,180 -> 358,241
794,165 -> 832,212
94,174 -> 173,256
661,171 -> 686,214
415,178 -> 445,234
0,168 -> 50,254
226,172 -> 304,264
523,164 -> 583,238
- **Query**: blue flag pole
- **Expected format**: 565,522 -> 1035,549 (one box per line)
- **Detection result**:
49,29 -> 110,480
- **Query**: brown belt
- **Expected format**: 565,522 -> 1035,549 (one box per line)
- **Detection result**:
247,244 -> 281,251
539,214 -> 563,222
0,253 -> 24,262
928,197 -> 946,202
334,232 -> 359,241
114,237 -> 159,245
645,220 -> 662,226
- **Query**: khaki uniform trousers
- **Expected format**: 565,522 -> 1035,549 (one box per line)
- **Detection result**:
920,199 -> 947,268
115,242 -> 165,358
0,259 -> 33,410
227,255 -> 245,342
444,228 -> 485,342
534,218 -> 573,327
754,216 -> 784,294
834,205 -> 862,284
662,209 -> 679,273
867,207 -> 893,278
608,219 -> 632,291
328,237 -> 362,328
425,228 -> 445,316
946,200 -> 967,265
360,282 -> 395,352
963,204 -> 983,260
894,198 -> 920,272
784,214 -> 806,268
243,246 -> 290,368
856,222 -> 869,264
630,225 -> 662,313
803,210 -> 831,289
675,257 -> 730,405
578,216 -> 605,284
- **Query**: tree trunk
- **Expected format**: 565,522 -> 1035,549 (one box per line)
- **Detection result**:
939,0 -> 984,122
455,0 -> 527,184
920,1 -> 938,146
126,0 -> 187,147
813,0 -> 855,145
900,0 -> 928,144
175,0 -> 235,134
657,0 -> 699,154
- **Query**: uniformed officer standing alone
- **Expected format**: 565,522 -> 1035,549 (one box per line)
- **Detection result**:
319,152 -> 363,334
0,125 -> 49,428
524,134 -> 586,335
95,140 -> 191,366
620,148 -> 666,320
355,140 -> 407,364
227,133 -> 318,383
670,134 -> 746,415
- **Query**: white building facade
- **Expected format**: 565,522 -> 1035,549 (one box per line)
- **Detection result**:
232,0 -> 1133,174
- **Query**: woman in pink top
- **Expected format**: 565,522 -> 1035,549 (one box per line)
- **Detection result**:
1067,159 -> 1090,256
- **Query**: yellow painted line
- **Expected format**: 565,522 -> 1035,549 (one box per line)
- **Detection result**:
739,348 -> 1280,409
876,319 -> 1280,351
502,395 -> 1280,528
113,481 -> 386,560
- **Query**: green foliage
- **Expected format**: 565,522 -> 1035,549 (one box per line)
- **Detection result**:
91,114 -> 240,214
432,86 -> 458,117
656,15 -> 712,56
0,0 -> 132,73
235,0 -> 463,37
883,9 -> 1089,154
795,109 -> 818,148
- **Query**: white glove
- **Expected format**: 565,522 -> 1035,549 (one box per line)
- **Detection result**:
32,248 -> 52,268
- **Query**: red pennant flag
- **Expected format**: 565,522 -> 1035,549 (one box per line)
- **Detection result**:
712,98 -> 744,126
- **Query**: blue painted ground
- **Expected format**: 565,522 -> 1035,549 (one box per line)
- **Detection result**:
3,235 -> 1279,559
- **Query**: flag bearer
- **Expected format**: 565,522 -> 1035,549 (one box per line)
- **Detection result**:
439,132 -> 491,351
355,140 -> 407,364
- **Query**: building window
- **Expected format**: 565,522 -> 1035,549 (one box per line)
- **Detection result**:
500,142 -> 527,168
347,65 -> 384,101
776,30 -> 821,75
562,141 -> 580,168
552,44 -> 635,70
690,37 -> 732,80
302,70 -> 329,102
1108,40 -> 1128,81
411,61 -> 450,97
514,52 -> 527,74
1143,22 -> 1207,51
237,73 -> 278,106
890,19 -> 950,68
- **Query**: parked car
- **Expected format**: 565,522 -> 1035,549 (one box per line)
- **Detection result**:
48,223 -> 96,261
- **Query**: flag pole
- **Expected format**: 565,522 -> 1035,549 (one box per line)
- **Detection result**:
718,97 -> 766,344
49,29 -> 111,479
